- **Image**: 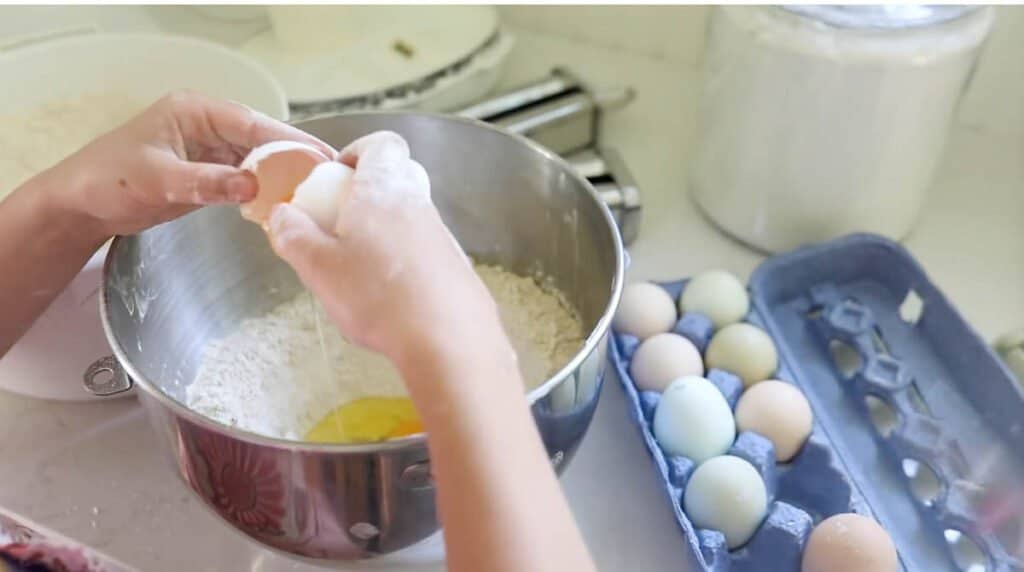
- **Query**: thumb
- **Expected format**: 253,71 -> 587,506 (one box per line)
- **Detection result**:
169,161 -> 258,205
267,203 -> 337,278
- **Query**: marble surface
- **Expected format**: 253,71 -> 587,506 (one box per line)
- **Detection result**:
0,7 -> 1022,572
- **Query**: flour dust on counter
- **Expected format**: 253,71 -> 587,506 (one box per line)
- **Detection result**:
185,263 -> 584,442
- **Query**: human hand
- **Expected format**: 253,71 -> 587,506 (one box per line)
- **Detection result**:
267,131 -> 512,368
269,135 -> 594,572
49,90 -> 334,239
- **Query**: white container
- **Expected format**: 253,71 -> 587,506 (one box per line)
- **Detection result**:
690,6 -> 993,253
0,33 -> 288,400
245,6 -> 499,105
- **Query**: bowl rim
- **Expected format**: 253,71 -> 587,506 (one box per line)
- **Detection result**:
0,32 -> 290,122
100,110 -> 625,454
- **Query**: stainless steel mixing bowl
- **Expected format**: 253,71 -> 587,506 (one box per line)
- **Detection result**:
85,112 -> 624,561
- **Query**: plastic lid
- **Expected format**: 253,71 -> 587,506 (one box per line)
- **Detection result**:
781,5 -> 979,29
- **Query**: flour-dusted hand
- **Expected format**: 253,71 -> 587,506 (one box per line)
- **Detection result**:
0,91 -> 333,357
268,131 -> 508,367
51,90 -> 334,238
269,131 -> 596,572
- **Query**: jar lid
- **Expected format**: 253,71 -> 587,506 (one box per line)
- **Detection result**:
780,5 -> 979,29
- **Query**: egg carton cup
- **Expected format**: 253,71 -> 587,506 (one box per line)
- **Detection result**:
610,234 -> 1024,572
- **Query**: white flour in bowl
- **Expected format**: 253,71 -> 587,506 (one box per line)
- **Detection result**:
185,263 -> 584,440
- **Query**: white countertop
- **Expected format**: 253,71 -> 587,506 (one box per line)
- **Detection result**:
1,9 -> 1021,572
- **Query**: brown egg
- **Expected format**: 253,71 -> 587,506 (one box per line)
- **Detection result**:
802,513 -> 898,572
630,333 -> 704,392
735,380 -> 813,462
239,141 -> 332,225
613,282 -> 677,340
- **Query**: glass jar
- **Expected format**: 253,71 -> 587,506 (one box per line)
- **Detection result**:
689,6 -> 994,253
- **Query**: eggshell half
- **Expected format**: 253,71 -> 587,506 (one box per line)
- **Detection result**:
239,141 -> 332,224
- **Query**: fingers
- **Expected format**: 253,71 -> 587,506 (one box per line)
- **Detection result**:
268,204 -> 362,334
159,91 -> 336,159
338,131 -> 409,169
405,159 -> 432,199
337,132 -> 431,205
267,203 -> 338,280
166,161 -> 258,205
445,226 -> 473,269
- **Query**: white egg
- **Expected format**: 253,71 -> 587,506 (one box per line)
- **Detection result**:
630,334 -> 704,392
735,380 -> 813,462
684,455 -> 768,549
704,322 -> 778,387
653,375 -> 735,462
680,270 -> 750,329
290,161 -> 355,232
613,282 -> 677,340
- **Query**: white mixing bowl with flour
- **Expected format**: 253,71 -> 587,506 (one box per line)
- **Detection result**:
0,33 -> 288,400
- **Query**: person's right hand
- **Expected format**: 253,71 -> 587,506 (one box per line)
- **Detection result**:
271,133 -> 596,572
268,131 -> 513,371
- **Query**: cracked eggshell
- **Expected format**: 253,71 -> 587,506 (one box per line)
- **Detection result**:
239,141 -> 332,225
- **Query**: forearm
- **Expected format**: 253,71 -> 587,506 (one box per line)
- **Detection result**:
399,339 -> 596,572
0,171 -> 107,356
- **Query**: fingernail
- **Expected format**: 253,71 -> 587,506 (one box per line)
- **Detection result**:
227,171 -> 257,202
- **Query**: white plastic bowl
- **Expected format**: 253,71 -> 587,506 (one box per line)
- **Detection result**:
0,33 -> 288,400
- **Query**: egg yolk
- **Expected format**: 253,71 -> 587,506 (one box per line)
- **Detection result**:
304,397 -> 424,443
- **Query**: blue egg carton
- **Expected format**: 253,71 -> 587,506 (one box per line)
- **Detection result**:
609,234 -> 1024,572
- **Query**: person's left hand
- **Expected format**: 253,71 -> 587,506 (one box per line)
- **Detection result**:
48,90 -> 334,239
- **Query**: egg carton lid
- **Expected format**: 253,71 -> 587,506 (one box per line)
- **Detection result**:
751,233 -> 1024,571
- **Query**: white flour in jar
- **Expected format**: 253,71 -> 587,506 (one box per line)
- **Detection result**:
185,263 -> 584,440
689,6 -> 993,253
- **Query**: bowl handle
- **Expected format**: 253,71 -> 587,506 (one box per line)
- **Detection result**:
82,356 -> 134,397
